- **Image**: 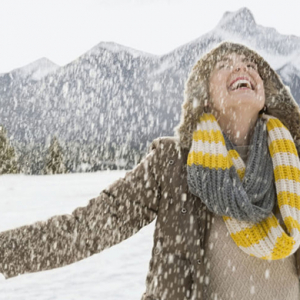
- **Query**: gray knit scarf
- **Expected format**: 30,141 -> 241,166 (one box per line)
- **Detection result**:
187,117 -> 276,223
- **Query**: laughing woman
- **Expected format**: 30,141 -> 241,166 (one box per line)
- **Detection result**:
1,41 -> 300,299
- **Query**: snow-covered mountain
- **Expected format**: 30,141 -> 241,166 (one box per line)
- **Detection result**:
1,7 -> 300,173
12,57 -> 60,81
0,58 -> 59,97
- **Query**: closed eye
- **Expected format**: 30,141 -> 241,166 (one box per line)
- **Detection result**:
219,63 -> 257,71
218,64 -> 230,69
247,63 -> 257,70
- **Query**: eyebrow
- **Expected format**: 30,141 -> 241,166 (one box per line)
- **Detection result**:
218,57 -> 253,63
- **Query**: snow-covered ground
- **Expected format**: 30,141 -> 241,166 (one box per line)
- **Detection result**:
0,171 -> 155,300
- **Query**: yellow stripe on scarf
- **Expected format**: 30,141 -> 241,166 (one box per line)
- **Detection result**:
187,148 -> 246,178
229,215 -> 279,248
278,191 -> 300,210
274,165 -> 300,182
192,130 -> 225,144
199,113 -> 218,123
262,234 -> 296,260
284,216 -> 300,233
269,139 -> 298,157
266,118 -> 288,131
187,152 -> 232,169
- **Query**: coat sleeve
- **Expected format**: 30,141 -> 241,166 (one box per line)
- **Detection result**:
0,139 -> 162,279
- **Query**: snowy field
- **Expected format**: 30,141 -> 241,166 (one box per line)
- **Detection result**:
0,171 -> 155,300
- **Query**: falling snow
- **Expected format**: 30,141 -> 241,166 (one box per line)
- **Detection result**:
1,6 -> 300,300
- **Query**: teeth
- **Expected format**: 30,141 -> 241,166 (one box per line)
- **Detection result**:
230,79 -> 252,90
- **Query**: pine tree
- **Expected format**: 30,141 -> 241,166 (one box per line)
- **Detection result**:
44,136 -> 67,175
0,125 -> 19,174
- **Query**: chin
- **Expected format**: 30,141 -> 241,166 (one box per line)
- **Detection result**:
224,101 -> 263,114
230,95 -> 263,107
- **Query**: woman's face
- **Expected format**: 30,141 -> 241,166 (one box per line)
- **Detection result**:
208,53 -> 265,115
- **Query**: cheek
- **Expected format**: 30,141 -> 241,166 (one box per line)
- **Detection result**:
210,81 -> 227,97
211,96 -> 225,111
254,76 -> 264,92
257,82 -> 265,101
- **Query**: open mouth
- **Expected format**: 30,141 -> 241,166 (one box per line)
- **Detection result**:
229,79 -> 255,92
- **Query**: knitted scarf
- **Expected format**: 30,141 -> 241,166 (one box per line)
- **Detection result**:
187,113 -> 300,260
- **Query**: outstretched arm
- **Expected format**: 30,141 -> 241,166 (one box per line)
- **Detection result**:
0,139 -> 161,279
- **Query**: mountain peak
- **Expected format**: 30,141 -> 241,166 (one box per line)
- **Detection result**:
216,7 -> 257,35
13,57 -> 59,80
88,41 -> 156,58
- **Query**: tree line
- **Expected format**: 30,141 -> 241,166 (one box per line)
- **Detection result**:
0,124 -> 145,175
0,124 -> 66,175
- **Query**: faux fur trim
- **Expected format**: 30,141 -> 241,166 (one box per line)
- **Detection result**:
174,41 -> 300,150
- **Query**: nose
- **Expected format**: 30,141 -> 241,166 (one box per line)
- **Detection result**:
233,61 -> 248,72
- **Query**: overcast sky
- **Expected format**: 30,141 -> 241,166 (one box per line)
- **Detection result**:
1,0 -> 300,73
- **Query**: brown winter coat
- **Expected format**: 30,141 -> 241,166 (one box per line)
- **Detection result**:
1,41 -> 300,299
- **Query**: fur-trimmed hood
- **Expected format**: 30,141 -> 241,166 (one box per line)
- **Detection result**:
175,41 -> 300,151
